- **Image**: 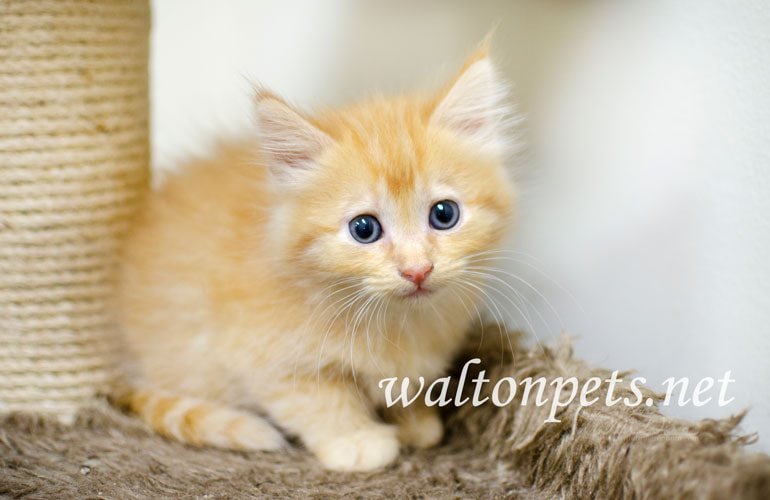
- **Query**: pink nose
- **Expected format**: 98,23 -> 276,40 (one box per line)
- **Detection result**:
399,264 -> 434,286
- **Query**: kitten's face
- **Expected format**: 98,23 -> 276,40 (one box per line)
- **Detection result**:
257,53 -> 514,306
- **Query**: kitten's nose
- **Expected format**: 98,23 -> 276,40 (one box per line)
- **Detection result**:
399,264 -> 434,286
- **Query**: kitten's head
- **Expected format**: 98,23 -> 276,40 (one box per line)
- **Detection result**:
256,48 -> 515,306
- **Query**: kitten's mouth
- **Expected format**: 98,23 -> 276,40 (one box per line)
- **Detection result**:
405,286 -> 432,298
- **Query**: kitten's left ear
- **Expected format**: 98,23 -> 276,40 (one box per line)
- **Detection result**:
254,90 -> 333,184
430,46 -> 509,153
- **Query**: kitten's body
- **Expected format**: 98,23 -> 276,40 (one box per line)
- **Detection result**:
116,48 -> 515,471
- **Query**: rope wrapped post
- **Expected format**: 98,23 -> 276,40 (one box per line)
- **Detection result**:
0,1 -> 151,419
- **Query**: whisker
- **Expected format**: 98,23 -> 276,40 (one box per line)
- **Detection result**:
292,281 -> 359,385
450,280 -> 486,350
378,296 -> 403,353
461,271 -> 554,372
315,289 -> 368,388
292,278 -> 363,382
347,292 -> 378,391
428,300 -> 447,328
466,265 -> 564,328
452,278 -> 510,368
396,300 -> 412,347
466,250 -> 585,315
462,269 -> 550,335
364,295 -> 386,377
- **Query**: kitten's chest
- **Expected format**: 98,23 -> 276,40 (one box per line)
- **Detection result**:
358,312 -> 470,381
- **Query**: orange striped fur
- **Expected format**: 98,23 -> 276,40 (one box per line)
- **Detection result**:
118,390 -> 284,450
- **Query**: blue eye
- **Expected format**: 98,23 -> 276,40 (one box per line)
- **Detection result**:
429,200 -> 460,230
349,214 -> 382,244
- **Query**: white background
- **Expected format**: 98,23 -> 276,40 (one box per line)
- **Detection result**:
150,0 -> 770,450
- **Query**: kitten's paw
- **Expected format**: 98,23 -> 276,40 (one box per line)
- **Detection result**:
231,414 -> 286,451
314,424 -> 399,471
397,409 -> 443,449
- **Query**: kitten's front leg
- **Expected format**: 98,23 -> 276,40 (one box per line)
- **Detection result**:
261,377 -> 399,471
384,401 -> 444,449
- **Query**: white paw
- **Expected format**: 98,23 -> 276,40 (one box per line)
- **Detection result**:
314,424 -> 400,471
397,410 -> 444,449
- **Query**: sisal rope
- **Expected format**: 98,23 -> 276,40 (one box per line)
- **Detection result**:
0,0 -> 150,419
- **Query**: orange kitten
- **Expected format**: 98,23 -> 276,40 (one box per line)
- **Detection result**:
115,46 -> 515,471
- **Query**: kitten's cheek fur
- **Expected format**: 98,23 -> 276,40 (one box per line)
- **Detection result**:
313,424 -> 400,471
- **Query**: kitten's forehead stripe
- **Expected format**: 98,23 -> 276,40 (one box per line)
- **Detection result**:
322,99 -> 429,203
369,104 -> 425,202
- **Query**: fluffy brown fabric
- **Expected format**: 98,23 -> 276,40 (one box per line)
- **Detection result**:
2,330 -> 769,499
451,333 -> 770,499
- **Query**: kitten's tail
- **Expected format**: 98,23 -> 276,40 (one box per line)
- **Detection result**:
114,389 -> 285,451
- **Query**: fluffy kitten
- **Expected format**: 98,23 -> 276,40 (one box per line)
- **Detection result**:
115,45 -> 515,471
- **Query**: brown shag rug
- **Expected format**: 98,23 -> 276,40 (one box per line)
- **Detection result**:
2,330 -> 770,499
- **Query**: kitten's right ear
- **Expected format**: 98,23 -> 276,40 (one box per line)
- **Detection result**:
254,90 -> 333,184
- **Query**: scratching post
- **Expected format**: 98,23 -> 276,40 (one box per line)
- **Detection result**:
0,0 -> 150,418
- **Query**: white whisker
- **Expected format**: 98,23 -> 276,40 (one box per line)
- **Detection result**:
466,265 -> 564,328
452,278 -> 510,366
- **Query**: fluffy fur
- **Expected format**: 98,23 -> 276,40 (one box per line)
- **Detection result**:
115,46 -> 516,471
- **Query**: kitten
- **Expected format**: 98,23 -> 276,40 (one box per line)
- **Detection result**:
115,45 -> 515,471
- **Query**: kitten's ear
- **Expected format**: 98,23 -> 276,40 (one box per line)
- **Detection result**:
254,90 -> 333,183
430,45 -> 508,153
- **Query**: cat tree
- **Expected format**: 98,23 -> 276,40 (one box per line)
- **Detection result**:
0,0 -> 150,417
1,1 -> 769,498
